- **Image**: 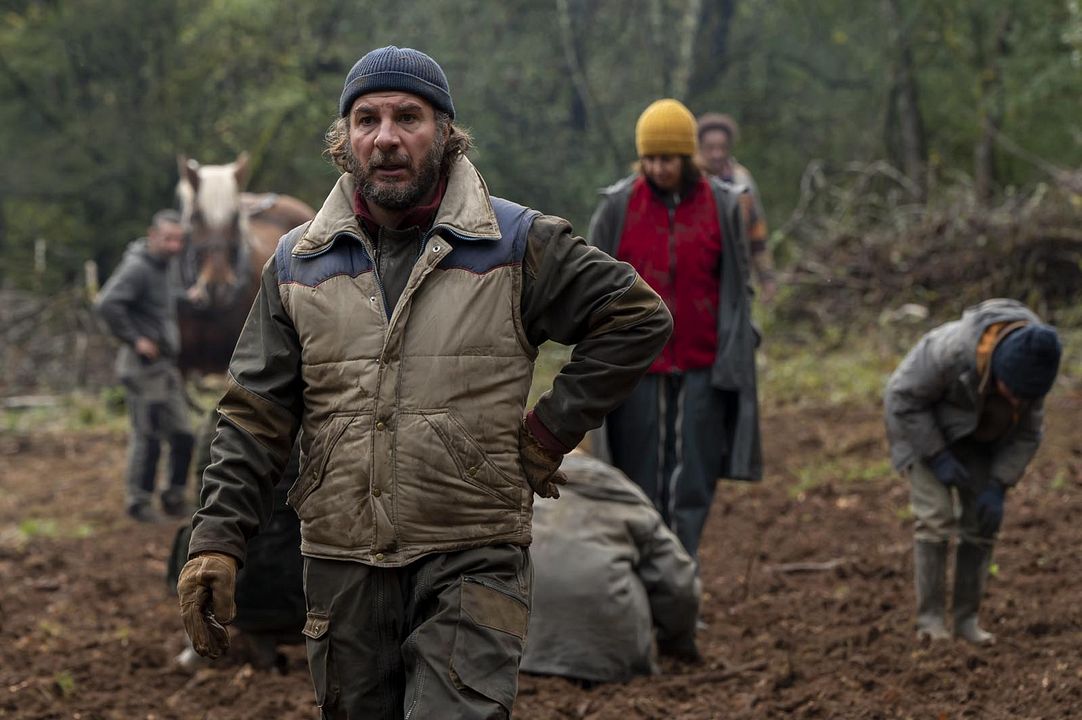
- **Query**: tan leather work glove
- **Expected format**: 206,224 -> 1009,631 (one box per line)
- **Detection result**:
519,418 -> 568,499
177,552 -> 237,659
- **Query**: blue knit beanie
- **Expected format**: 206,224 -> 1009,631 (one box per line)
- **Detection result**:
339,46 -> 454,119
991,324 -> 1062,399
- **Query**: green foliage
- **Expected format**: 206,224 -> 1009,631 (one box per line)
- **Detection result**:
53,671 -> 76,698
1,0 -> 1079,292
18,518 -> 95,540
529,342 -> 572,408
761,332 -> 901,409
789,457 -> 894,498
2,390 -> 128,433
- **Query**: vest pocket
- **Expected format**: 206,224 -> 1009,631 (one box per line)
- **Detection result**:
288,414 -> 358,512
418,411 -> 520,508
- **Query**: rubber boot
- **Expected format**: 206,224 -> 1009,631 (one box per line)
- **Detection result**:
914,540 -> 951,641
953,541 -> 995,645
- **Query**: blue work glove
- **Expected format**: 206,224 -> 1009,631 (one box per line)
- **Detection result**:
975,482 -> 1006,537
928,450 -> 970,488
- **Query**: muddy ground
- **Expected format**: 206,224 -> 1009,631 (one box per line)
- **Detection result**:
1,394 -> 1080,720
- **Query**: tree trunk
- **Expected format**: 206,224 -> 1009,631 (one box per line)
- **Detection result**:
972,9 -> 1013,206
688,0 -> 735,101
670,0 -> 705,100
647,0 -> 669,96
884,0 -> 927,201
555,0 -> 624,173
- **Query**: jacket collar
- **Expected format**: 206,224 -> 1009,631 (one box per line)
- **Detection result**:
293,156 -> 500,256
975,319 -> 1030,394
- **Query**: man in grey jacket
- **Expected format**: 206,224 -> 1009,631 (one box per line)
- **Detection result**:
885,299 -> 1061,645
521,451 -> 700,683
96,209 -> 194,522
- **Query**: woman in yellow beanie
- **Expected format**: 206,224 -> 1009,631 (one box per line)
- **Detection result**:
587,98 -> 763,562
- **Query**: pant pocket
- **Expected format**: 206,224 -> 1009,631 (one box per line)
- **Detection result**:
303,611 -> 339,715
449,577 -> 528,713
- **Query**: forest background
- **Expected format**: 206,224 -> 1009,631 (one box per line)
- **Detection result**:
2,0 -> 1081,295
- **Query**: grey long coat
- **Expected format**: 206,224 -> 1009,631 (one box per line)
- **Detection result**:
520,453 -> 700,683
884,298 -> 1045,486
587,175 -> 763,481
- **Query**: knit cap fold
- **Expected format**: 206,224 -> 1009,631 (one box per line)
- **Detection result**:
635,99 -> 697,157
340,46 -> 454,119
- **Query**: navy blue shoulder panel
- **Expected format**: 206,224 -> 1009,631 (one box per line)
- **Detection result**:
276,226 -> 374,288
439,197 -> 539,273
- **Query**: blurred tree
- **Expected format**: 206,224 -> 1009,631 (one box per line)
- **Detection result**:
0,0 -> 1078,290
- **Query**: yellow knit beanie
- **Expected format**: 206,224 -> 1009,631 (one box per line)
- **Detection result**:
635,99 -> 697,157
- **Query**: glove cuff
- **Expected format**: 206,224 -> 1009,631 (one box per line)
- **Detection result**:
524,411 -> 570,456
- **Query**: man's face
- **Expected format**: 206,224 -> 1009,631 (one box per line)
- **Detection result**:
699,128 -> 732,177
147,221 -> 185,258
348,91 -> 447,210
641,155 -> 684,193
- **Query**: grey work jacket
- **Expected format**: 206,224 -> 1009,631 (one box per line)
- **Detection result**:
520,453 -> 700,682
884,298 -> 1045,485
95,239 -> 182,381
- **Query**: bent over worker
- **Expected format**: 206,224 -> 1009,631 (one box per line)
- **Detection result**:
885,299 -> 1061,645
521,451 -> 701,683
177,46 -> 671,719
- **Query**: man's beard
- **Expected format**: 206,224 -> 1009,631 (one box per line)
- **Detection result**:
355,133 -> 446,211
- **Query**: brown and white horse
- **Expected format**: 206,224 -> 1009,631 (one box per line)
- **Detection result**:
175,153 -> 315,375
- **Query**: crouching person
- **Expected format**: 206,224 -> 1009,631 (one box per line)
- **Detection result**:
885,299 -> 1061,645
521,451 -> 701,683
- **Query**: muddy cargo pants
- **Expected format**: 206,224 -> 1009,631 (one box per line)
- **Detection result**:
302,544 -> 531,720
123,362 -> 193,512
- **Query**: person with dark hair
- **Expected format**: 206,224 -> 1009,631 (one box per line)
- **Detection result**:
521,451 -> 701,684
95,209 -> 195,522
697,113 -> 777,303
588,98 -> 762,561
175,46 -> 671,718
885,299 -> 1062,645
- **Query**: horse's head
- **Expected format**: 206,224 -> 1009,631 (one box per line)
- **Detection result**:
176,152 -> 251,308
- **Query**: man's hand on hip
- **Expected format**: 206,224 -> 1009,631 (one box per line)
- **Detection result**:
177,552 -> 237,658
519,417 -> 567,498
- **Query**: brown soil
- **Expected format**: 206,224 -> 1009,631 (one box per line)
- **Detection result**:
2,395 -> 1080,719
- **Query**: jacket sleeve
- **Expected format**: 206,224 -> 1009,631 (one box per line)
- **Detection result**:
633,511 -> 701,648
586,193 -> 621,258
739,173 -> 775,286
991,400 -> 1044,487
188,254 -> 303,564
521,214 -> 672,450
884,329 -> 956,464
94,255 -> 145,346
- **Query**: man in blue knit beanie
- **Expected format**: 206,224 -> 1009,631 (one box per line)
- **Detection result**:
177,45 -> 673,717
885,299 -> 1061,646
